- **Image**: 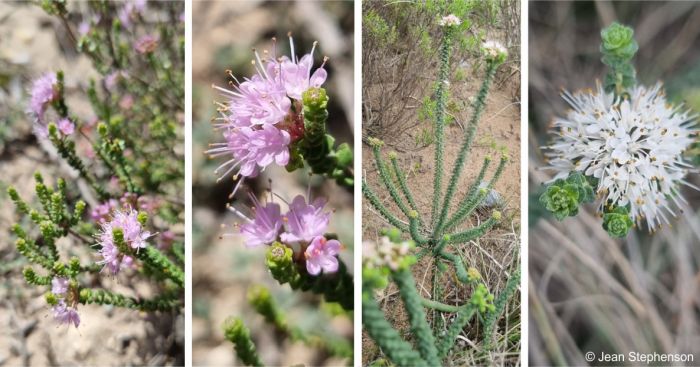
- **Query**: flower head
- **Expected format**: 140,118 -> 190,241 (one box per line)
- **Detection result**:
280,194 -> 330,244
544,82 -> 697,230
482,40 -> 508,63
238,193 -> 283,247
118,0 -> 146,29
270,36 -> 328,100
208,36 -> 329,190
51,277 -> 69,296
28,72 -> 58,123
52,299 -> 80,328
96,208 -> 150,274
134,34 -> 158,54
439,14 -> 461,27
305,236 -> 340,275
207,125 -> 291,185
57,118 -> 75,136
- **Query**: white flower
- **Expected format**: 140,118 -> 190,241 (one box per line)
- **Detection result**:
439,14 -> 461,27
543,82 -> 698,231
482,40 -> 508,60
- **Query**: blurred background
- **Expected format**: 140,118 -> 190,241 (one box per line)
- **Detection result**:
529,2 -> 700,365
0,1 -> 184,366
191,1 -> 354,365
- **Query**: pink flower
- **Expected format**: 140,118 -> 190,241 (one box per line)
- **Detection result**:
96,208 -> 150,274
134,34 -> 158,54
118,0 -> 146,29
271,36 -> 328,100
120,94 -> 134,109
207,124 -> 291,181
57,118 -> 75,136
304,236 -> 340,275
52,300 -> 80,328
239,193 -> 283,247
51,277 -> 69,295
215,70 -> 291,129
90,199 -> 118,223
78,20 -> 91,36
280,195 -> 330,244
28,72 -> 58,123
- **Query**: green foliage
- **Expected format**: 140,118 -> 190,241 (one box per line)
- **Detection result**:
223,318 -> 264,367
364,9 -> 398,48
296,88 -> 354,188
600,22 -> 638,95
602,205 -> 634,238
247,286 -> 353,359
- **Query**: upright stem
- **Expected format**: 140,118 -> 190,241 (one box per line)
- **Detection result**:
435,61 -> 498,236
431,26 -> 454,229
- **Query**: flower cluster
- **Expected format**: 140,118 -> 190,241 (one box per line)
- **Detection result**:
96,208 -> 152,274
439,14 -> 461,27
482,40 -> 508,64
50,277 -> 80,328
207,35 -> 328,196
118,0 -> 146,29
362,236 -> 413,272
543,82 -> 697,230
229,190 -> 340,276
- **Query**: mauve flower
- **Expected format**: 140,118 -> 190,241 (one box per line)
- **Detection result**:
239,193 -> 283,247
118,0 -> 146,29
120,94 -> 134,109
28,72 -> 58,123
78,21 -> 90,36
96,208 -> 150,274
439,14 -> 462,27
207,124 -> 291,182
269,36 -> 328,100
215,72 -> 291,129
51,277 -> 69,295
280,195 -> 330,244
134,34 -> 158,54
57,118 -> 75,136
105,70 -> 126,90
52,300 -> 80,328
305,236 -> 340,275
91,199 -> 118,223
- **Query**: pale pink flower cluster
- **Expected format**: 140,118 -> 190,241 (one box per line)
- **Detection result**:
229,190 -> 340,276
207,35 -> 328,197
96,208 -> 151,274
439,14 -> 462,27
50,277 -> 80,328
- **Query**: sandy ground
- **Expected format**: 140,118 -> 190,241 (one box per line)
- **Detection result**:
0,3 -> 183,365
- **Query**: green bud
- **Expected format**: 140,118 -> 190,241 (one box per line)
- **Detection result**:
367,137 -> 384,147
565,171 -> 595,203
467,267 -> 481,282
600,22 -> 638,60
137,212 -> 148,226
335,143 -> 353,168
387,151 -> 398,160
97,122 -> 108,137
492,211 -> 502,221
539,179 -> 580,220
47,122 -> 59,138
602,205 -> 634,238
45,292 -> 58,306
